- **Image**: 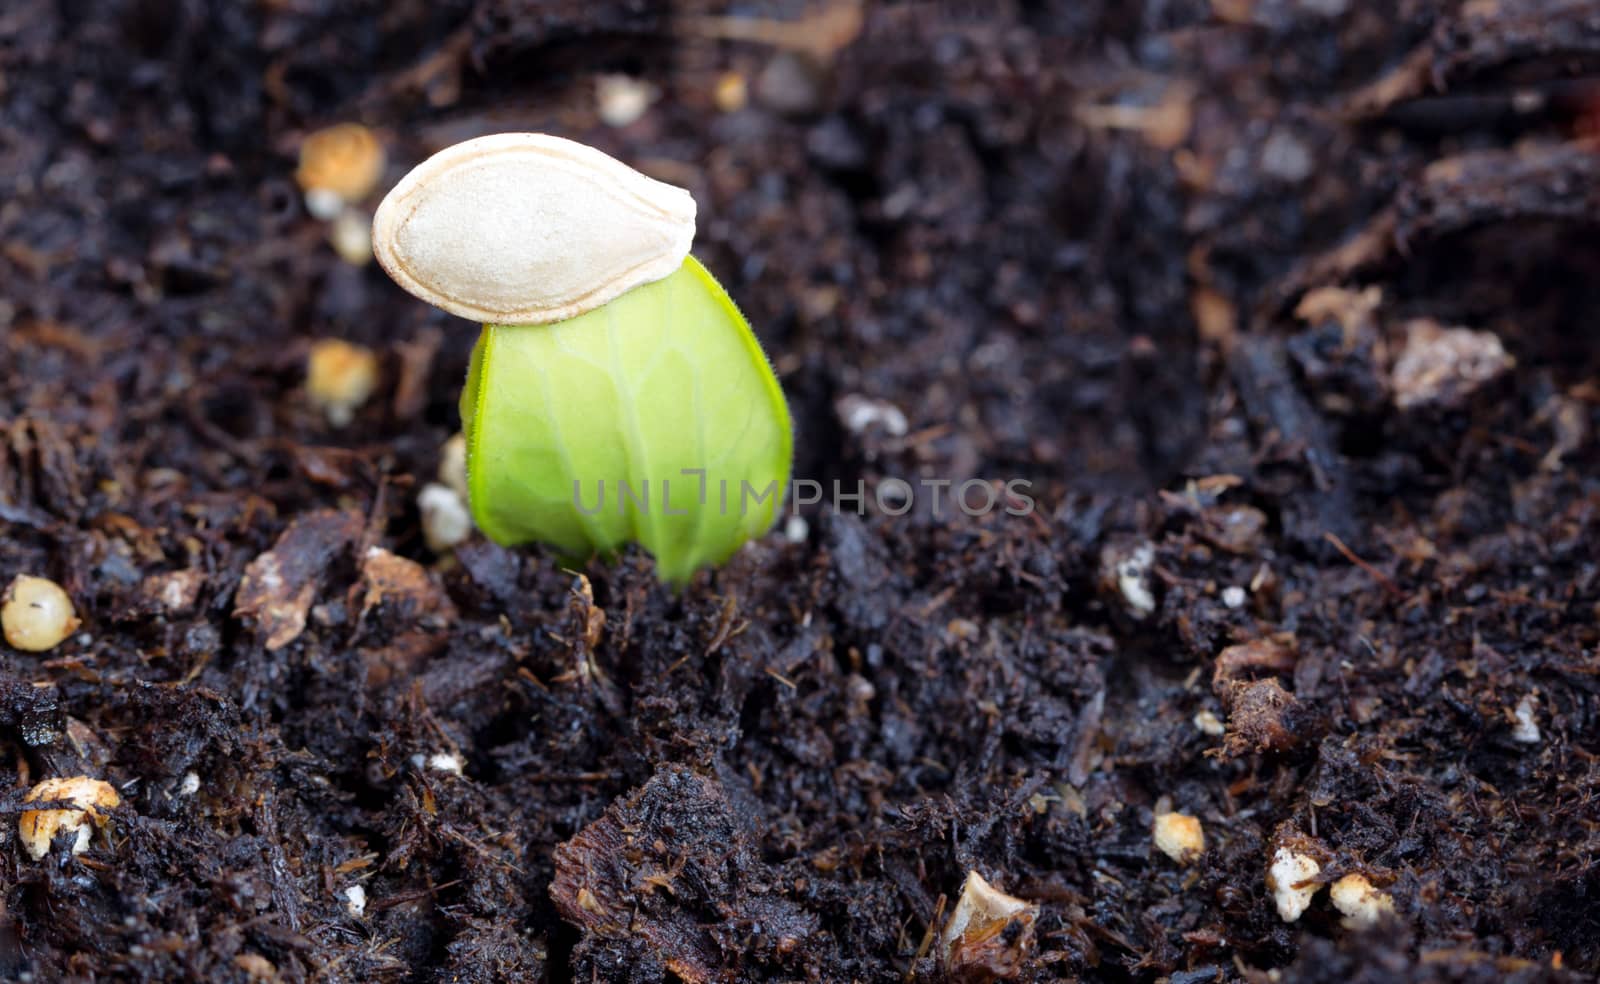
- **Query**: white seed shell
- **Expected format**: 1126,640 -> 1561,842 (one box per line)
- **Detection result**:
372,132 -> 696,325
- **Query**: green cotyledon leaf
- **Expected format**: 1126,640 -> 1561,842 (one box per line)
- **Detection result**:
460,255 -> 792,584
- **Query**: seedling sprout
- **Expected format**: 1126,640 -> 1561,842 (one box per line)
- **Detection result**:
372,133 -> 791,583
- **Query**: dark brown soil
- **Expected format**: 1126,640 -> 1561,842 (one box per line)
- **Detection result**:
3,1 -> 1599,982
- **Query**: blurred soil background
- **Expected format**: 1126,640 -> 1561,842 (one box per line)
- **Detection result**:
2,0 -> 1600,981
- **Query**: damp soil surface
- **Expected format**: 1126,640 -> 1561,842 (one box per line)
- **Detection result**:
3,1 -> 1600,982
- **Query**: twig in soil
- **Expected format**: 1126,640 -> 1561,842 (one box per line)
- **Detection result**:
1359,78 -> 1600,132
1228,335 -> 1356,551
1322,531 -> 1404,599
38,658 -> 102,684
183,390 -> 259,464
0,499 -> 53,531
522,771 -> 619,783
915,585 -> 957,620
356,474 -> 392,563
705,593 -> 745,655
254,791 -> 305,932
905,893 -> 947,982
435,824 -> 526,875
1342,1 -> 1600,120
1266,139 -> 1600,317
368,879 -> 464,912
1067,690 -> 1105,788
354,26 -> 473,111
1074,82 -> 1196,151
900,423 -> 952,449
177,649 -> 211,686
515,666 -> 549,692
679,2 -> 863,61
